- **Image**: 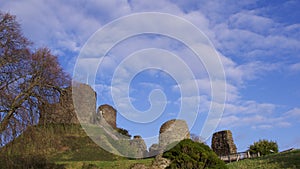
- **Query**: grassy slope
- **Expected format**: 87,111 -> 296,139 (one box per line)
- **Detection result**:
57,159 -> 153,169
227,150 -> 300,169
3,123 -> 299,169
1,123 -> 154,169
1,124 -> 121,162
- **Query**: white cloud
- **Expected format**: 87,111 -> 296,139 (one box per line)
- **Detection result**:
219,105 -> 300,130
228,11 -> 275,34
289,63 -> 300,72
284,108 -> 300,119
129,0 -> 182,14
138,82 -> 163,90
212,8 -> 300,60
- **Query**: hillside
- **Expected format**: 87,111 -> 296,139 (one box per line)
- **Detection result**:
227,149 -> 300,169
1,124 -> 121,162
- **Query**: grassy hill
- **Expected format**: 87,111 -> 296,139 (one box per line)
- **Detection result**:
0,123 -> 154,169
1,123 -> 299,169
227,149 -> 300,169
56,149 -> 300,169
1,124 -> 121,161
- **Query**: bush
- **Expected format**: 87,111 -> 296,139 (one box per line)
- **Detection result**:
116,128 -> 131,138
163,139 -> 227,169
249,139 -> 278,156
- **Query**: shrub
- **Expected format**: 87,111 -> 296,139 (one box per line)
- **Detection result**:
116,128 -> 131,138
163,139 -> 227,169
249,139 -> 278,156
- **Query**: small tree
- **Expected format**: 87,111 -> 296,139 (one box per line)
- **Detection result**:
249,139 -> 278,156
163,139 -> 227,169
116,128 -> 131,138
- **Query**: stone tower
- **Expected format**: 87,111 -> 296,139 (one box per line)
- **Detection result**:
159,119 -> 190,148
130,135 -> 148,158
97,104 -> 117,129
211,130 -> 237,156
39,83 -> 97,125
72,83 -> 97,124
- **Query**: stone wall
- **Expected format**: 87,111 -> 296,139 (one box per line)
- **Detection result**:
97,104 -> 117,129
72,83 -> 97,124
148,144 -> 161,157
129,135 -> 148,158
39,83 -> 97,125
159,119 -> 190,148
211,130 -> 237,156
39,87 -> 79,125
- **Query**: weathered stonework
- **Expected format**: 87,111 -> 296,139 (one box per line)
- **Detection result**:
39,83 -> 97,125
211,130 -> 237,156
159,119 -> 190,148
72,83 -> 97,124
148,144 -> 162,157
151,154 -> 171,169
97,104 -> 117,129
129,135 -> 148,158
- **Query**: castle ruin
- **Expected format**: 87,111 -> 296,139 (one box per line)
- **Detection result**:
97,104 -> 117,129
159,119 -> 190,149
39,83 -> 96,125
211,130 -> 237,156
39,83 -> 195,159
39,83 -> 118,128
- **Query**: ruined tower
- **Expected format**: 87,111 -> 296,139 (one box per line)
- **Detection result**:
159,119 -> 190,148
97,104 -> 117,129
211,130 -> 237,156
39,83 -> 97,125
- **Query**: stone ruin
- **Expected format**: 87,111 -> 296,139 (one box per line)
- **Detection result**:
130,135 -> 148,158
147,119 -> 190,157
97,104 -> 117,129
148,143 -> 161,157
39,83 -> 117,128
211,130 -> 237,156
39,83 -> 96,125
39,83 -> 194,160
38,83 -> 149,158
159,119 -> 190,149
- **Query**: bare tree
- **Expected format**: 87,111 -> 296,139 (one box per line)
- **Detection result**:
0,12 -> 70,145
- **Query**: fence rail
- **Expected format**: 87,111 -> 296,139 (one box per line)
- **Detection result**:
219,148 -> 296,163
219,151 -> 260,162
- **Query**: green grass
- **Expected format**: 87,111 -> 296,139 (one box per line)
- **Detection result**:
227,150 -> 300,169
6,123 -> 299,169
1,124 -> 122,161
1,123 -> 154,168
56,158 -> 153,169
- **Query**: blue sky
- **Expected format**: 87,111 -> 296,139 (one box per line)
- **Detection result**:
1,0 -> 300,152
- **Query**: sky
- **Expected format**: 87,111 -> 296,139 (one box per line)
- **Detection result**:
1,0 -> 300,152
